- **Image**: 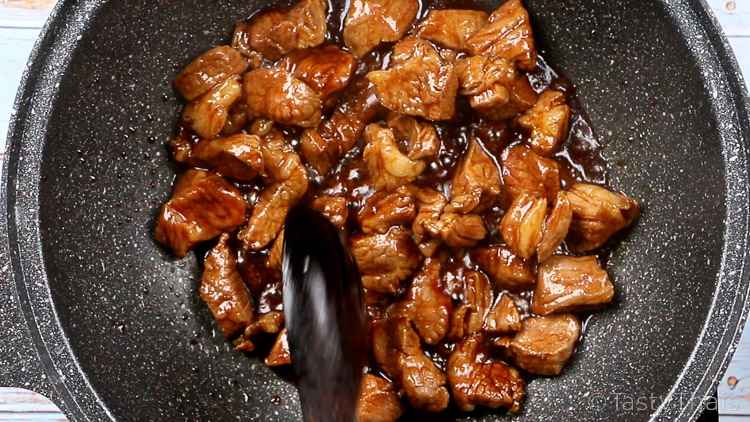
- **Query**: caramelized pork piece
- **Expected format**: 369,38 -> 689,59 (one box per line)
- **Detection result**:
266,232 -> 284,271
567,183 -> 640,252
155,170 -> 247,257
182,76 -> 243,139
517,90 -> 571,156
265,329 -> 291,366
500,193 -> 547,260
368,38 -> 458,121
351,227 -> 421,294
417,9 -> 488,51
174,46 -> 248,101
281,45 -> 357,101
231,0 -> 327,60
300,79 -> 382,175
509,314 -> 581,375
310,195 -> 349,229
244,67 -> 322,128
411,187 -> 448,256
358,187 -> 416,234
502,144 -> 560,203
466,0 -> 537,71
425,212 -> 487,248
471,244 -> 535,291
200,234 -> 254,338
386,113 -> 440,160
532,255 -> 614,315
484,294 -> 522,335
449,270 -> 493,340
343,0 -> 420,57
192,134 -> 264,182
363,124 -> 426,191
456,55 -> 537,120
448,335 -> 525,412
222,102 -> 250,136
536,191 -> 572,262
373,318 -> 450,412
356,374 -> 404,422
394,259 -> 452,344
238,133 -> 309,250
235,311 -> 286,352
448,137 -> 502,214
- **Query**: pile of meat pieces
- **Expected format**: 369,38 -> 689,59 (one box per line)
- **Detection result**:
154,0 -> 640,419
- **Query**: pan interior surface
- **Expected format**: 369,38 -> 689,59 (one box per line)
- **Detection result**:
7,0 -> 746,420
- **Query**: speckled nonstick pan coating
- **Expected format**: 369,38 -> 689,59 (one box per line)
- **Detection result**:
1,0 -> 749,421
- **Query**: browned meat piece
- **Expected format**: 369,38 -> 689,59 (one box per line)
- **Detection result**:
456,55 -> 537,120
471,244 -> 535,291
502,144 -> 560,203
411,187 -> 448,256
536,191 -> 572,262
448,137 -> 502,214
266,232 -> 284,271
372,317 -> 450,412
238,133 -> 309,250
424,212 -> 487,248
532,255 -> 614,315
351,227 -> 421,294
417,9 -> 488,51
192,134 -> 264,182
484,294 -> 521,334
265,329 -> 291,366
448,335 -> 525,412
509,314 -> 581,375
567,183 -> 640,252
174,46 -> 248,101
310,195 -> 349,229
392,259 -> 452,344
363,124 -> 426,191
199,234 -> 254,338
235,310 -> 286,352
517,90 -> 571,156
300,79 -> 382,175
222,102 -> 250,136
168,133 -> 196,165
281,45 -> 357,101
343,0 -> 419,57
244,67 -> 322,128
231,0 -> 327,61
466,0 -> 537,71
358,187 -> 416,234
182,76 -> 243,139
386,113 -> 440,160
449,270 -> 493,340
356,374 -> 404,422
368,38 -> 458,121
500,193 -> 547,260
155,170 -> 247,257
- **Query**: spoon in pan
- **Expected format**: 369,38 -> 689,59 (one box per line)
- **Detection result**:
282,205 -> 368,422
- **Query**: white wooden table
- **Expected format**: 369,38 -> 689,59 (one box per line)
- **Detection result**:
0,0 -> 749,420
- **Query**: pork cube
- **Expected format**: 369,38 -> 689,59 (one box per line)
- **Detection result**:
517,90 -> 571,157
281,45 -> 357,101
510,314 -> 581,375
532,255 -> 614,315
392,259 -> 452,344
182,76 -> 243,140
448,137 -> 502,214
358,186 -> 417,234
466,0 -> 537,71
536,191 -> 572,262
411,187 -> 448,256
417,9 -> 488,51
244,67 -> 322,128
500,193 -> 547,260
386,113 -> 440,160
449,270 -> 493,340
424,212 -> 487,248
363,124 -> 426,191
356,374 -> 404,422
484,294 -> 522,334
351,227 -> 421,294
192,133 -> 264,182
567,183 -> 640,252
471,245 -> 535,291
265,329 -> 291,367
343,0 -> 419,57
502,144 -> 560,203
174,46 -> 248,101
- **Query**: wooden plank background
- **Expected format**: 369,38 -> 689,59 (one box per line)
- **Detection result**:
0,0 -> 748,420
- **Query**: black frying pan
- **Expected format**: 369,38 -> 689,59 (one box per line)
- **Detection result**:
1,0 -> 749,421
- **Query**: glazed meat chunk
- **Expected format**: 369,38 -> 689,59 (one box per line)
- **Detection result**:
509,314 -> 581,376
532,255 -> 614,315
363,124 -> 426,191
343,0 -> 419,57
425,212 -> 487,248
387,113 -> 440,160
536,191 -> 572,262
200,234 -> 254,338
351,226 -> 421,294
265,329 -> 291,366
155,170 -> 247,257
231,0 -> 327,60
566,183 -> 640,252
484,294 -> 522,335
517,90 -> 571,156
174,46 -> 248,101
449,270 -> 493,340
356,374 -> 404,422
373,317 -> 450,412
392,259 -> 452,344
448,335 -> 525,412
411,187 -> 448,256
417,9 -> 488,51
466,0 -> 537,71
448,137 -> 502,214
310,195 -> 349,229
244,67 -> 322,127
471,245 -> 535,291
182,76 -> 243,139
500,193 -> 547,260
281,45 -> 357,101
358,187 -> 416,234
502,144 -> 560,203
368,38 -> 458,121
192,134 -> 264,182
